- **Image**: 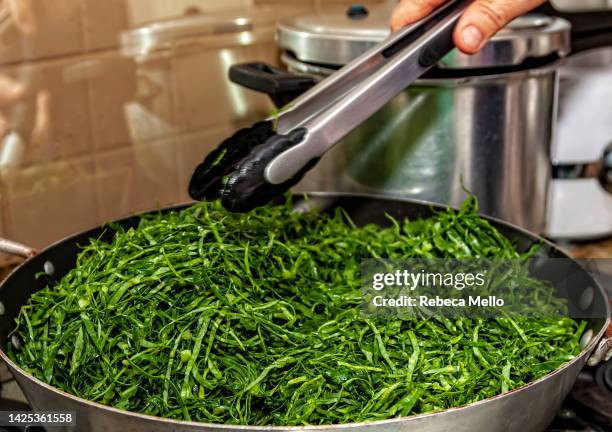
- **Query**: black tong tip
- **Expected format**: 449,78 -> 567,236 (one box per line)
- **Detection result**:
188,122 -> 313,212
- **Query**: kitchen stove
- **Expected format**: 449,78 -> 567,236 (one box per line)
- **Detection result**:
547,360 -> 612,432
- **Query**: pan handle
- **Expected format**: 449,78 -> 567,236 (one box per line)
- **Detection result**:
552,143 -> 612,194
587,335 -> 612,366
587,299 -> 612,366
601,143 -> 611,194
0,238 -> 37,258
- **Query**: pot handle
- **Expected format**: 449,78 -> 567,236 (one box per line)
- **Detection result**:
552,143 -> 612,194
587,298 -> 612,366
588,336 -> 612,366
0,238 -> 37,258
535,3 -> 612,54
601,143 -> 611,194
228,62 -> 317,108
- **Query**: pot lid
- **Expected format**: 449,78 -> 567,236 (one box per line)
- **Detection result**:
121,6 -> 309,59
277,3 -> 571,69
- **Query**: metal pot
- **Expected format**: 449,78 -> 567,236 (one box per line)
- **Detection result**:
0,193 -> 610,431
228,3 -> 612,237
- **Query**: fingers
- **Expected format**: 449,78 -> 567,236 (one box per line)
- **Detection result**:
391,0 -> 448,32
0,75 -> 26,107
454,0 -> 546,53
391,0 -> 547,54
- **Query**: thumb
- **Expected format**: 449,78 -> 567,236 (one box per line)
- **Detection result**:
453,0 -> 546,54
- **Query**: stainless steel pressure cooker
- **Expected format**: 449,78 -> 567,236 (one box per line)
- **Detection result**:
229,2 -> 612,238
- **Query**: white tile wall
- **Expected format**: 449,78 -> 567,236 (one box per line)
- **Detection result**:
94,138 -> 180,222
3,156 -> 98,248
170,43 -> 275,132
82,0 -> 128,51
0,0 -> 84,65
0,0 -> 314,250
125,0 -> 253,26
0,57 -> 92,166
85,52 -> 137,151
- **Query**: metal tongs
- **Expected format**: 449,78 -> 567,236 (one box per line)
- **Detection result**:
189,0 -> 473,212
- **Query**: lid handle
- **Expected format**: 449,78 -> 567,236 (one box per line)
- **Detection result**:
347,4 -> 369,20
535,2 -> 612,53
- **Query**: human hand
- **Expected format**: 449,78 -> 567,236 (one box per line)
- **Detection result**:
391,0 -> 547,54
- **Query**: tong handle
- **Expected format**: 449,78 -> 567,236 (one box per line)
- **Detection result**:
267,0 -> 472,184
274,0 -> 470,135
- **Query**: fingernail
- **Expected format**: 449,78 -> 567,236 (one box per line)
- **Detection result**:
461,25 -> 484,51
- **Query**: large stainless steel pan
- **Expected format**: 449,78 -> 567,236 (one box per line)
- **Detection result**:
0,193 -> 609,432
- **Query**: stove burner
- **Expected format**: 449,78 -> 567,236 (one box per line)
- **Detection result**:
594,358 -> 612,393
0,428 -> 44,432
557,360 -> 612,431
0,384 -> 43,432
548,408 -> 606,432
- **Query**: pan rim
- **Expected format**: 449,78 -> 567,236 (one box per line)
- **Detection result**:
0,191 -> 609,430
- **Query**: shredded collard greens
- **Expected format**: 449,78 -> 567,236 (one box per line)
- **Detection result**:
8,197 -> 583,425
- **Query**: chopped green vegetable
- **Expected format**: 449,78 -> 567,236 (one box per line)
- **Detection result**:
8,196 -> 582,425
269,103 -> 292,131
